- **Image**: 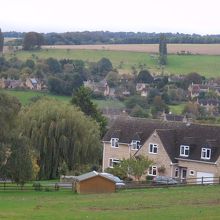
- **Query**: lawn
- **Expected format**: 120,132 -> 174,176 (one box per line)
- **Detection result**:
169,103 -> 186,115
7,48 -> 220,78
0,185 -> 220,220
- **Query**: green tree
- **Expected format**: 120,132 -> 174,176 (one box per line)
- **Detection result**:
136,69 -> 154,83
0,28 -> 4,53
20,98 -> 101,179
97,57 -> 113,75
130,105 -> 149,118
120,155 -> 153,181
0,92 -> 21,141
125,95 -> 148,109
23,32 -> 44,50
151,95 -> 169,117
71,86 -> 107,137
4,135 -> 33,186
0,93 -> 33,184
46,57 -> 61,74
159,33 -> 167,65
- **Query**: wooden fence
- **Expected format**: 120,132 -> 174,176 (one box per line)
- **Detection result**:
0,182 -> 60,191
117,176 -> 220,190
0,176 -> 220,191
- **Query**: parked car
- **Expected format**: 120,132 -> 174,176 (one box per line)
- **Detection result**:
152,176 -> 178,185
101,173 -> 125,187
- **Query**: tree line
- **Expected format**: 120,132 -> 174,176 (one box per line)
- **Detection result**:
4,31 -> 220,45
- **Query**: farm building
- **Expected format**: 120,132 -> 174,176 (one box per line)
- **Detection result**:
75,171 -> 116,194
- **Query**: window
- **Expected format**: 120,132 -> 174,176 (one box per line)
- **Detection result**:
201,148 -> 211,160
149,143 -> 158,154
131,140 -> 141,150
189,170 -> 195,176
180,145 -> 189,157
148,166 -> 157,176
109,158 -> 120,168
111,138 -> 119,148
175,168 -> 179,178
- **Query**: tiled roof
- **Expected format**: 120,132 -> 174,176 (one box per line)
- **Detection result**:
165,114 -> 185,122
103,116 -> 220,163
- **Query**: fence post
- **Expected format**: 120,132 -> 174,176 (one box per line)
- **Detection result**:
219,176 -> 220,184
4,182 -> 6,191
201,177 -> 203,185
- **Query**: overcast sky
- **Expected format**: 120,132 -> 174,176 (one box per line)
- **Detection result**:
1,0 -> 220,34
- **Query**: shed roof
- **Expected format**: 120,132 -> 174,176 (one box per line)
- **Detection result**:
76,171 -> 116,183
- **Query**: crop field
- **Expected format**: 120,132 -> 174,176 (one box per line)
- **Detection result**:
43,44 -> 220,55
7,46 -> 220,78
0,185 -> 220,220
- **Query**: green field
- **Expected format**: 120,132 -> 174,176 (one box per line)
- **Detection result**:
0,186 -> 220,220
2,90 -> 125,109
169,103 -> 186,115
7,49 -> 220,77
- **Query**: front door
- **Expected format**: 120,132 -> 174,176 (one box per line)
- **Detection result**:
180,168 -> 187,183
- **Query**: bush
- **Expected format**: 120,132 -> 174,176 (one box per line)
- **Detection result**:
33,182 -> 42,191
146,176 -> 153,183
44,187 -> 53,192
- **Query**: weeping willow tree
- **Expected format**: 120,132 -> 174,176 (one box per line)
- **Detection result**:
19,98 -> 101,179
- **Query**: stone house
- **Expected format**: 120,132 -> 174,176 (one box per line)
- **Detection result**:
197,99 -> 220,115
102,117 -> 220,183
25,78 -> 42,90
188,83 -> 209,99
136,83 -> 149,97
83,80 -> 111,96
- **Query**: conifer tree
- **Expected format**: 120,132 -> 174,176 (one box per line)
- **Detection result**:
0,28 -> 4,54
159,33 -> 167,65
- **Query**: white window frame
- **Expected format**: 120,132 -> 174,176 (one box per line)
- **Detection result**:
174,168 -> 179,178
149,143 -> 158,154
148,166 -> 157,176
201,148 -> 211,160
180,145 -> 189,157
131,140 -> 141,150
111,138 -> 119,148
109,158 -> 120,168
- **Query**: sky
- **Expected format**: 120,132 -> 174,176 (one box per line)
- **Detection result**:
1,0 -> 220,34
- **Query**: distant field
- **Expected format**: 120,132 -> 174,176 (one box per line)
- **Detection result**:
0,186 -> 220,220
2,90 -> 125,109
7,47 -> 220,77
43,44 -> 220,55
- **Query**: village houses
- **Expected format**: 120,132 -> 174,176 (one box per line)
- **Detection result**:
102,116 -> 220,184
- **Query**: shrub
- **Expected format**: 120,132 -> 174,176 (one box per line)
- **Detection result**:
33,182 -> 42,191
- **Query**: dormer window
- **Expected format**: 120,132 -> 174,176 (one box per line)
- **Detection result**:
201,148 -> 211,160
149,143 -> 158,154
131,140 -> 141,150
180,145 -> 189,157
111,138 -> 119,148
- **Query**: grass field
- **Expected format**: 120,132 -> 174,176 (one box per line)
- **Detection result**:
2,89 -> 125,109
7,48 -> 220,78
0,185 -> 220,220
169,103 -> 186,115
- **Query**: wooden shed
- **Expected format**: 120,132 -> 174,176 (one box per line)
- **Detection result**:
75,171 -> 116,194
